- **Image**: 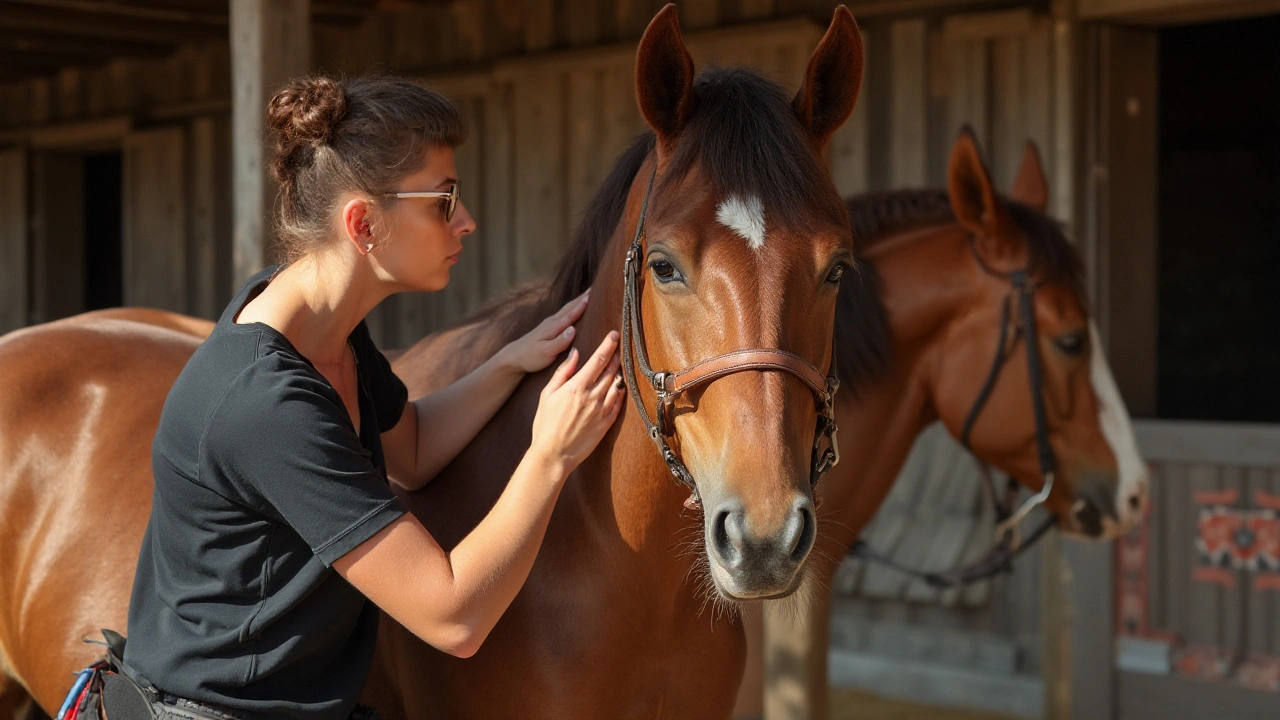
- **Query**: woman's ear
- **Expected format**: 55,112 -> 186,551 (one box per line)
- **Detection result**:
341,198 -> 377,255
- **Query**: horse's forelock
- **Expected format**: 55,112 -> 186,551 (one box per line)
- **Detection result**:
658,67 -> 849,235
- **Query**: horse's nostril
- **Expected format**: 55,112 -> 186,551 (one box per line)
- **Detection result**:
1128,493 -> 1142,512
1074,499 -> 1104,537
790,504 -> 816,563
712,509 -> 744,568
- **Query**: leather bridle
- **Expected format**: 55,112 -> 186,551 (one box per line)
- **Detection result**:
850,241 -> 1059,588
619,165 -> 841,500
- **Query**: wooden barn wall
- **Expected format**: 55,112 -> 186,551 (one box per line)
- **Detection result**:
0,40 -> 234,323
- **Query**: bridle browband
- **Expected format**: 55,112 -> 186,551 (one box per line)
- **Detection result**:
620,164 -> 841,498
850,239 -> 1059,588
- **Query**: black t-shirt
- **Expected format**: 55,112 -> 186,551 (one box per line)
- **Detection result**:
125,267 -> 409,720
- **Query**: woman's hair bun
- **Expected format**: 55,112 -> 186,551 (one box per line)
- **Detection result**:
268,75 -> 346,145
267,76 -> 346,183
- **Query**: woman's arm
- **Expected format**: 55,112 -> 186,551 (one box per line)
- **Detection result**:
383,292 -> 590,491
335,332 -> 623,657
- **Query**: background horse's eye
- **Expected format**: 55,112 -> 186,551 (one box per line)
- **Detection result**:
650,260 -> 679,282
1054,331 -> 1086,357
825,264 -> 846,284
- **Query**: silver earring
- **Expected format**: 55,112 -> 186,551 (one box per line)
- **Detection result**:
365,243 -> 373,252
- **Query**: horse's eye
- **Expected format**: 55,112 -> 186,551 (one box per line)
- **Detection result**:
1054,331 -> 1086,357
650,260 -> 679,283
825,264 -> 846,284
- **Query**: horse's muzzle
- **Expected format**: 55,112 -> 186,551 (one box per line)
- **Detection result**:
705,494 -> 816,599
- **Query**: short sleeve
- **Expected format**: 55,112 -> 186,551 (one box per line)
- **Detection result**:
351,322 -> 409,432
203,358 -> 406,566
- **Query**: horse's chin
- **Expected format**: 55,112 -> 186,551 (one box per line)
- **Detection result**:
706,560 -> 807,602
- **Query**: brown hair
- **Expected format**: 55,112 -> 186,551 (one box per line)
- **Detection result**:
266,74 -> 466,262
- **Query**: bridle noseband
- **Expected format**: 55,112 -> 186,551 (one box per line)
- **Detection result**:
620,166 -> 841,499
851,240 -> 1059,588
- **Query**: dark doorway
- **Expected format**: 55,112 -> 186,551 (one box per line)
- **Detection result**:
83,151 -> 123,310
1157,15 -> 1280,422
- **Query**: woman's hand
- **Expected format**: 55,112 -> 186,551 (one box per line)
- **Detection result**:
530,331 -> 625,473
498,291 -> 591,374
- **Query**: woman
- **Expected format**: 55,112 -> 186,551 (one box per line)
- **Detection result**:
118,75 -> 624,720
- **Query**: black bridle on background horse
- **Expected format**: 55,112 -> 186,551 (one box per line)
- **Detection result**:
619,165 -> 841,500
851,242 -> 1059,588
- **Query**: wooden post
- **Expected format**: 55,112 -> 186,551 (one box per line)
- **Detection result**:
763,578 -> 830,720
0,147 -> 27,332
230,0 -> 310,286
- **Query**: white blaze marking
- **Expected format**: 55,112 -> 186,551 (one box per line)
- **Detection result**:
1089,321 -> 1149,530
716,195 -> 766,250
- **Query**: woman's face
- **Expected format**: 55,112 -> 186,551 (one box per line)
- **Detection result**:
377,146 -> 476,292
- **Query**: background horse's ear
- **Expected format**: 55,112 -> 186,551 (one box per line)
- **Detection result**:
948,127 -> 1019,258
635,4 -> 695,151
792,6 -> 864,150
1010,140 -> 1050,214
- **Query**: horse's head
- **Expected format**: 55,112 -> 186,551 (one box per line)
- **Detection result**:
932,129 -> 1148,540
623,5 -> 863,599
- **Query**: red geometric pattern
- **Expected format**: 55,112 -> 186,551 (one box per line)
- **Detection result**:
1196,506 -> 1280,572
1173,644 -> 1231,682
1237,654 -> 1280,693
1116,481 -> 1280,694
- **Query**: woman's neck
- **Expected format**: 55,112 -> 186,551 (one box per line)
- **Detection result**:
238,253 -> 387,365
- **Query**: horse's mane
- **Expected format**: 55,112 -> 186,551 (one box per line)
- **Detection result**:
833,188 -> 1087,388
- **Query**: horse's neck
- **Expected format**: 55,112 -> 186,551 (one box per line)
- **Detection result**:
826,223 -> 973,535
554,238 -> 699,589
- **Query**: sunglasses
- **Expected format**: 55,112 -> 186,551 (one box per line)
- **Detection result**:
383,181 -> 460,223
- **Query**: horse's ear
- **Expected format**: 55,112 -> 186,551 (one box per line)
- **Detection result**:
1010,140 -> 1049,214
947,127 -> 1018,256
793,6 -> 864,150
635,4 -> 695,151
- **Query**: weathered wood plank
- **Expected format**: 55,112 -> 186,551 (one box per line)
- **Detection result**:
523,0 -> 555,52
680,0 -> 719,30
567,67 -> 604,231
0,147 -> 27,332
188,116 -> 218,319
990,34 -> 1025,189
1184,464 -> 1223,646
889,18 -> 927,187
1024,17 -> 1053,184
123,126 -> 186,312
450,0 -> 487,61
1162,462 -> 1191,643
512,72 -> 566,283
30,151 -> 84,322
1219,465 -> 1246,658
739,0 -> 775,20
946,35 -> 988,146
1147,461 -> 1166,630
449,94 -> 486,322
483,82 -> 516,296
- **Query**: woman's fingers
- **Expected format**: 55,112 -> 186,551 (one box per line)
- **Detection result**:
543,291 -> 590,337
569,331 -> 619,389
590,354 -> 622,400
602,371 -> 626,414
543,348 -> 579,395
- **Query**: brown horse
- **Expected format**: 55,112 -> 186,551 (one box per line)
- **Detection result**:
732,131 -> 1151,716
0,6 -> 867,719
